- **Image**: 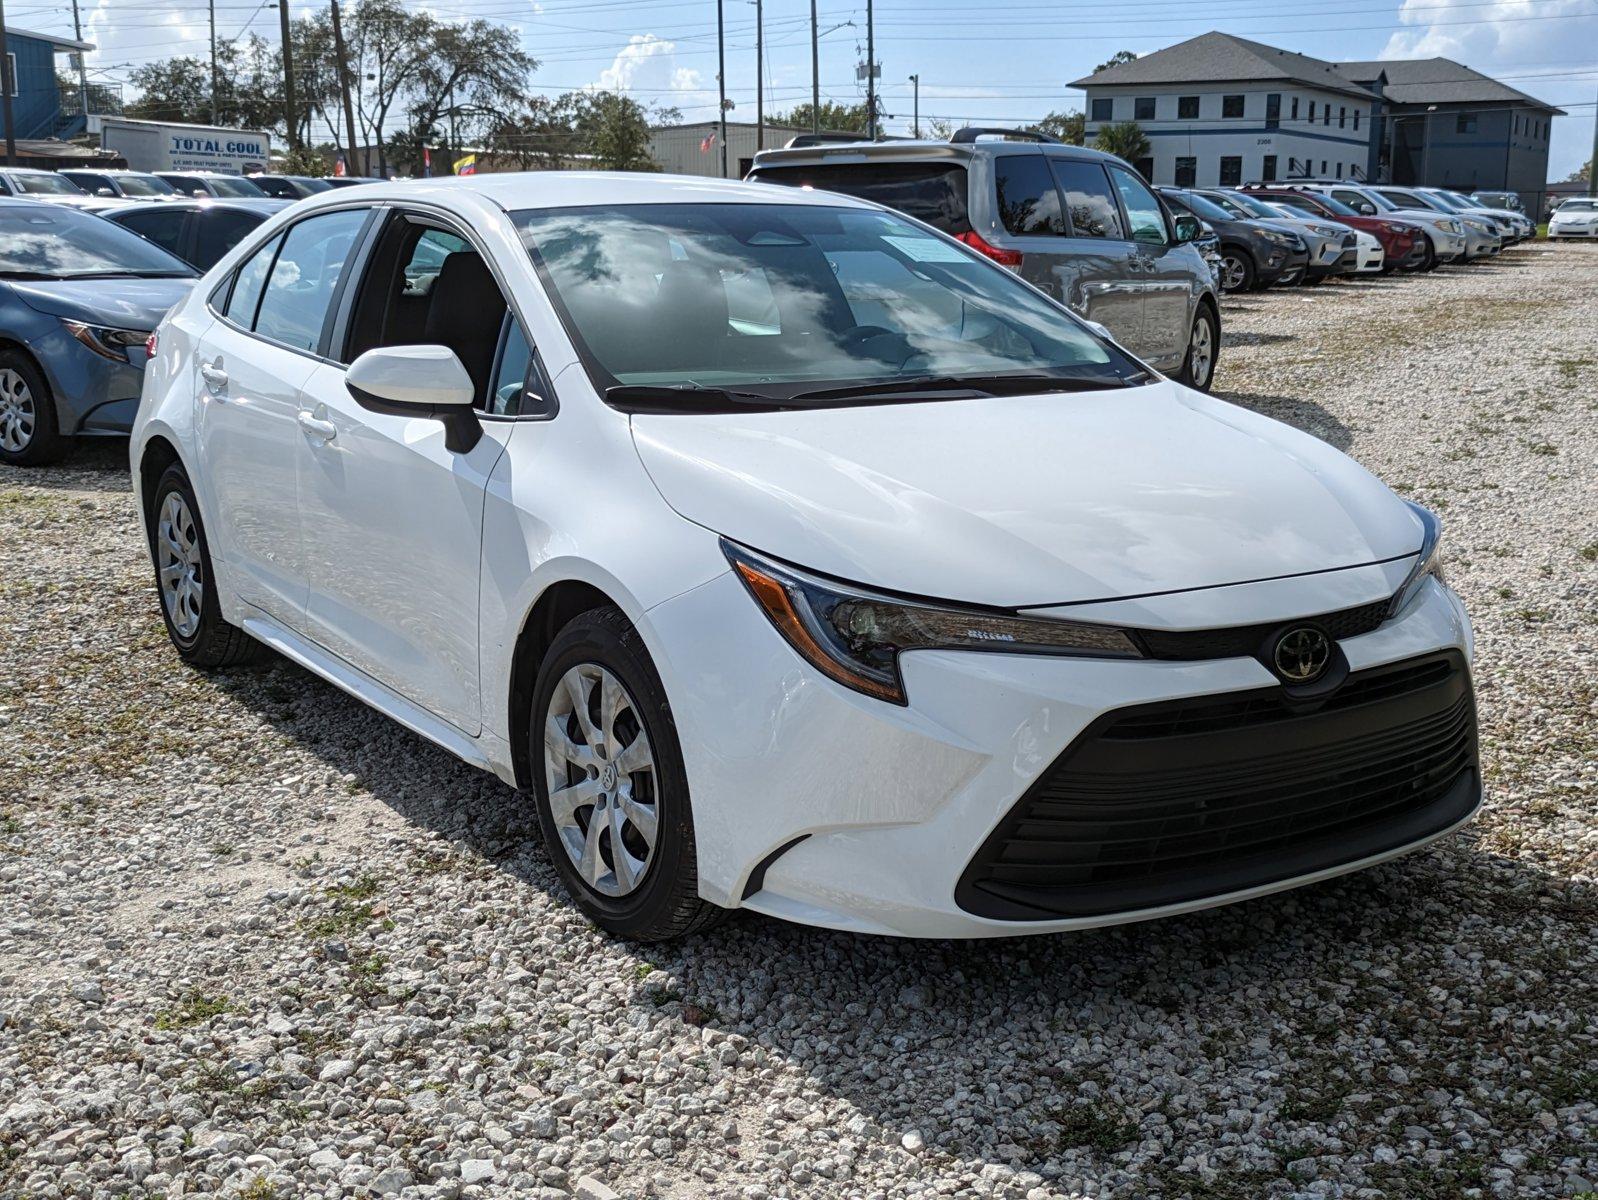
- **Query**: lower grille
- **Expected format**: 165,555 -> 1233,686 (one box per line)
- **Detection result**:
956,652 -> 1479,920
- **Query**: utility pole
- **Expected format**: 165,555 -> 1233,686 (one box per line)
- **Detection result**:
70,0 -> 89,121
0,0 -> 14,167
208,0 -> 219,125
909,73 -> 919,138
866,0 -> 876,140
716,0 -> 728,178
330,0 -> 360,173
809,0 -> 819,134
1589,85 -> 1597,196
278,0 -> 298,149
754,0 -> 763,151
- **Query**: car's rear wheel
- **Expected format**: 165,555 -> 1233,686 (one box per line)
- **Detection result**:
1180,305 -> 1218,393
1219,249 -> 1254,292
530,606 -> 727,941
148,464 -> 259,668
0,352 -> 67,467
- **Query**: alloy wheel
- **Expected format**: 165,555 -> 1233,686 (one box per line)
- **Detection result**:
0,368 -> 35,453
544,663 -> 659,897
1221,255 -> 1248,291
1188,316 -> 1214,388
156,491 -> 204,639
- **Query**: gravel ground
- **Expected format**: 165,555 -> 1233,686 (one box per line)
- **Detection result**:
1,242 -> 1595,1200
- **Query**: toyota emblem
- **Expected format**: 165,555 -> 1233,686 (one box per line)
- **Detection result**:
1273,626 -> 1332,684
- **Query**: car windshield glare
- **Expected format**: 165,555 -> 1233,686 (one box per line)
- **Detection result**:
1173,192 -> 1235,223
207,176 -> 264,198
513,202 -> 1140,403
119,174 -> 178,197
1559,199 -> 1594,211
0,207 -> 196,278
17,174 -> 84,196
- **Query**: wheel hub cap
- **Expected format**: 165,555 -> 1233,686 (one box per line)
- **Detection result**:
0,369 -> 35,452
544,663 -> 659,897
156,492 -> 204,639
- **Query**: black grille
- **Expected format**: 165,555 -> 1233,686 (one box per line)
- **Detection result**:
956,652 -> 1479,920
1134,598 -> 1389,662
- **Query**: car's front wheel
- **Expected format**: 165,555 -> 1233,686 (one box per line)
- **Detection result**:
1219,249 -> 1255,292
0,351 -> 67,467
148,464 -> 259,668
530,606 -> 727,941
1180,305 -> 1219,392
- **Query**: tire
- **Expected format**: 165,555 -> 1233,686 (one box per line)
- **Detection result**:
1219,248 -> 1255,293
529,606 -> 727,941
0,350 -> 67,467
1417,237 -> 1438,272
1179,304 -> 1219,393
147,464 -> 260,668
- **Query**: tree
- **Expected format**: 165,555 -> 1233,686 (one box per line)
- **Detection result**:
346,0 -> 437,175
1565,158 -> 1591,183
1029,109 -> 1084,145
1093,50 -> 1138,74
57,73 -> 121,116
768,100 -> 869,133
126,36 -> 283,130
579,92 -> 677,171
281,144 -> 327,176
400,19 -> 538,173
1094,120 -> 1150,163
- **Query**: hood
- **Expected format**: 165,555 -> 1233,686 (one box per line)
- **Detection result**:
10,277 -> 196,330
632,380 -> 1423,609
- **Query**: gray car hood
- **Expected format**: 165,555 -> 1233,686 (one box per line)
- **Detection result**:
10,277 -> 196,330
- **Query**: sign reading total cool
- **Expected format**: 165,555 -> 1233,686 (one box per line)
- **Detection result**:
98,117 -> 271,176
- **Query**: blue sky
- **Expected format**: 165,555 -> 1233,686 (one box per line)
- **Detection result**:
46,0 -> 1598,178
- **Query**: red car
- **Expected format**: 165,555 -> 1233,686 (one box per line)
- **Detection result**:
1238,185 -> 1429,272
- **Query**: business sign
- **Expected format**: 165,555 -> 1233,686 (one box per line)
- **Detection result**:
166,131 -> 271,175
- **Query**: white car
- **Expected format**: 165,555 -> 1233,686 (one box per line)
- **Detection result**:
130,174 -> 1480,940
1549,197 -> 1598,239
0,167 -> 128,211
1352,228 -> 1385,273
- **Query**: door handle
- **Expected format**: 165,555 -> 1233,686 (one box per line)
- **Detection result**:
297,411 -> 337,441
199,360 -> 228,390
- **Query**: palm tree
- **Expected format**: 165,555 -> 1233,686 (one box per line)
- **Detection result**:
1094,120 -> 1151,165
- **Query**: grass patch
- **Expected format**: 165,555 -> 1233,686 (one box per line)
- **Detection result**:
1049,1105 -> 1140,1153
154,992 -> 232,1030
300,875 -> 389,938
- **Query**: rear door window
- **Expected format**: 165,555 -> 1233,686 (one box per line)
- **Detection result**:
252,209 -> 369,353
1049,160 -> 1125,240
993,155 -> 1066,236
117,207 -> 190,259
751,161 -> 970,233
193,210 -> 266,270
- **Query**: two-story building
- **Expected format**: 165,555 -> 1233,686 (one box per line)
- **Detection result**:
2,25 -> 95,142
1072,31 -> 1563,211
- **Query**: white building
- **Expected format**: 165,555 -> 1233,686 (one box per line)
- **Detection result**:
648,121 -> 810,179
1072,32 -> 1379,188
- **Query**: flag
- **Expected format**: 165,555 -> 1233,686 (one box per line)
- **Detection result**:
699,131 -> 715,154
454,154 -> 477,176
333,153 -> 347,178
422,146 -> 432,178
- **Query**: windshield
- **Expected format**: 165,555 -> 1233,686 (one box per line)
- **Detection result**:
1172,191 -> 1235,223
16,174 -> 86,196
514,202 -> 1141,403
1210,192 -> 1281,219
0,206 -> 196,278
119,174 -> 178,197
207,175 -> 266,198
1560,199 -> 1595,211
1284,191 -> 1356,217
1358,190 -> 1399,213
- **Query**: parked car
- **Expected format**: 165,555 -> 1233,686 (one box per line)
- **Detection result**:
59,168 -> 182,202
246,174 -> 336,200
324,176 -> 387,189
0,167 -> 121,210
0,201 -> 197,465
104,199 -> 292,270
746,128 -> 1221,390
1193,219 -> 1224,289
1155,187 -> 1308,292
1470,190 -> 1524,215
1547,197 -> 1598,239
1193,189 -> 1357,283
131,174 -> 1478,940
1419,188 -> 1533,243
157,171 -> 268,200
1296,183 -> 1468,268
1367,186 -> 1500,259
1236,184 -> 1428,272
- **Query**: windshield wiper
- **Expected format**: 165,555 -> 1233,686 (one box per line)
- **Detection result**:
787,371 -> 1144,402
606,384 -> 810,414
0,270 -> 60,280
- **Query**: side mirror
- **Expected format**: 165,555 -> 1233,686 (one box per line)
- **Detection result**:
346,344 -> 481,453
1173,212 -> 1202,242
1356,202 -> 1377,215
97,187 -> 116,197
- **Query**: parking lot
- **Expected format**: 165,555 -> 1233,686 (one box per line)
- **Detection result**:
1,241 -> 1594,1199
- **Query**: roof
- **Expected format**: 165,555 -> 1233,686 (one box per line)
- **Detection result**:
651,121 -> 810,134
1070,32 -> 1374,100
1336,57 -> 1565,114
107,197 -> 290,215
750,138 -> 1124,168
3,24 -> 93,51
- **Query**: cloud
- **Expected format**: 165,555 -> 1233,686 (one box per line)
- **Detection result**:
593,34 -> 714,116
1381,0 -> 1597,67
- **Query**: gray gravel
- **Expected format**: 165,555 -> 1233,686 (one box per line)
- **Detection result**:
2,242 -> 1595,1200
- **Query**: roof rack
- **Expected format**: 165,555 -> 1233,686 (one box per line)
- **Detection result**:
950,125 -> 1060,145
781,131 -> 871,148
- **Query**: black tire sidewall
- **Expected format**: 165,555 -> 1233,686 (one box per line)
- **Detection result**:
149,465 -> 229,660
1222,250 -> 1254,292
529,611 -> 700,938
0,350 -> 64,466
1184,306 -> 1219,392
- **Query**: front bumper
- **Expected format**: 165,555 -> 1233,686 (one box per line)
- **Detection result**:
1432,230 -> 1468,262
1462,227 -> 1500,259
1356,242 -> 1385,272
1549,222 -> 1598,239
1260,246 -> 1310,286
649,569 -> 1476,937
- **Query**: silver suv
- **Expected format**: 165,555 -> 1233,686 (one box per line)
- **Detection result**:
748,128 -> 1222,392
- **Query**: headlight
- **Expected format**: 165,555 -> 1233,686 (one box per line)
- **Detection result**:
1388,502 -> 1446,618
1260,229 -> 1301,248
1382,222 -> 1408,235
1439,219 -> 1462,234
1310,224 -> 1342,238
724,541 -> 1142,705
62,319 -> 148,363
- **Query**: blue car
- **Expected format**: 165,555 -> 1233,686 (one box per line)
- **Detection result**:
0,199 -> 197,465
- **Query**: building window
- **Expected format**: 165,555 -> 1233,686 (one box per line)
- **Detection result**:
1354,109 -> 1361,131
1091,97 -> 1113,121
1263,154 -> 1278,182
1308,102 -> 1316,124
1222,94 -> 1244,118
1336,162 -> 1343,177
1457,113 -> 1478,134
1266,93 -> 1281,130
1178,95 -> 1199,119
1174,156 -> 1196,187
1320,160 -> 1328,174
1323,106 -> 1331,126
1134,97 -> 1156,121
1291,96 -> 1300,121
1339,106 -> 1346,128
1219,156 -> 1243,186
3,53 -> 13,99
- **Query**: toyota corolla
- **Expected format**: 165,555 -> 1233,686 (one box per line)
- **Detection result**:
131,174 -> 1479,940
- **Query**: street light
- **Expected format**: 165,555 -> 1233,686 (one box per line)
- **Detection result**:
909,74 -> 919,138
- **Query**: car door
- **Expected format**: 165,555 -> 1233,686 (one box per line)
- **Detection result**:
1040,157 -> 1145,353
292,210 -> 522,734
193,208 -> 373,628
1106,164 -> 1191,369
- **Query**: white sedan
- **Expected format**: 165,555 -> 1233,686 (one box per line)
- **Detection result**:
1549,197 -> 1598,239
1353,228 -> 1385,273
130,174 -> 1479,940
